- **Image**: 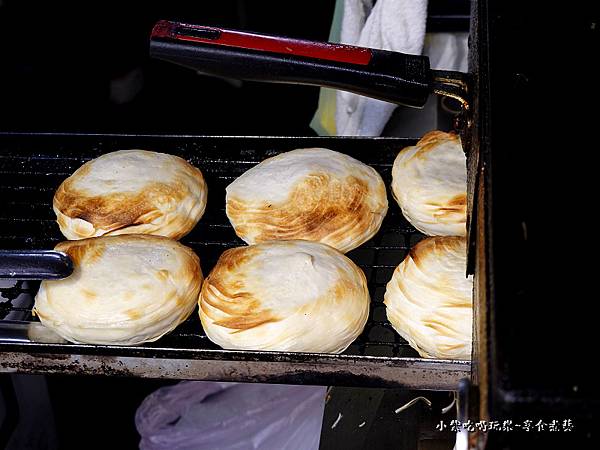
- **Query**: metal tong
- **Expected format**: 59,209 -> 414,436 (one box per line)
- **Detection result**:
0,250 -> 73,279
149,20 -> 470,113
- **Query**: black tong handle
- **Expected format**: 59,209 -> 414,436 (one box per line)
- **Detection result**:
149,20 -> 433,108
0,251 -> 73,279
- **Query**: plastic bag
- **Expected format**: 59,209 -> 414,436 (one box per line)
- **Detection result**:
135,381 -> 326,450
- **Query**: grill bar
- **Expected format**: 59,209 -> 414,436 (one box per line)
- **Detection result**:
0,134 -> 470,389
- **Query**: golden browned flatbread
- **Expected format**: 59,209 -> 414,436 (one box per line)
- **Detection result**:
34,234 -> 203,345
384,236 -> 473,359
199,240 -> 370,353
54,150 -> 207,240
226,148 -> 388,253
391,131 -> 467,236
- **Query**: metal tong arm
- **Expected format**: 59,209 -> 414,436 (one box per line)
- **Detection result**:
0,250 -> 73,279
149,20 -> 436,109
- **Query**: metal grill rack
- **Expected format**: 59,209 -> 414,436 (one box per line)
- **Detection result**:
0,134 -> 470,390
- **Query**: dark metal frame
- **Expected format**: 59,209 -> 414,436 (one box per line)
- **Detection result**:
469,1 -> 599,448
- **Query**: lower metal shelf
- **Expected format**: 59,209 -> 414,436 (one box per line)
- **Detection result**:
0,339 -> 469,391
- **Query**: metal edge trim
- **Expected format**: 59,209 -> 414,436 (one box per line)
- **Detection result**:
0,351 -> 470,391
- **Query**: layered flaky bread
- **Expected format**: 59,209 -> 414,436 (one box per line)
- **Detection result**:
391,131 -> 467,236
54,150 -> 207,240
226,148 -> 388,253
34,235 -> 203,345
384,236 -> 473,359
199,240 -> 370,353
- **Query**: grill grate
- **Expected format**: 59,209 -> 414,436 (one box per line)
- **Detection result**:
0,134 -> 470,389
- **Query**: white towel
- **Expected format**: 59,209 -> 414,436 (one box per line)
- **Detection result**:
336,0 -> 428,136
423,32 -> 469,72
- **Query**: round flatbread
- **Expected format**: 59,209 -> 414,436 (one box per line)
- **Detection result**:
199,240 -> 370,353
34,234 -> 203,345
384,236 -> 473,359
54,150 -> 207,240
391,131 -> 467,236
226,148 -> 388,253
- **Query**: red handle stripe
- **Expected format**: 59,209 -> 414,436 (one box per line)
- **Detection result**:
151,20 -> 372,66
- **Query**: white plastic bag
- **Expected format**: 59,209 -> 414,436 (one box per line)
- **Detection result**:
135,381 -> 326,450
